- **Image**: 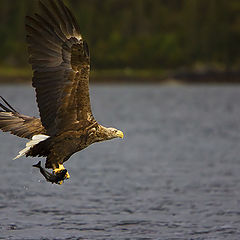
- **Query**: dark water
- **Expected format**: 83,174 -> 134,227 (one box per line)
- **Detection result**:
0,85 -> 240,240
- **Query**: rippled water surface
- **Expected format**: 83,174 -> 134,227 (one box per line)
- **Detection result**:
0,85 -> 240,240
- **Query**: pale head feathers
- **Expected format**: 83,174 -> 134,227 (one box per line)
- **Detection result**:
95,126 -> 124,142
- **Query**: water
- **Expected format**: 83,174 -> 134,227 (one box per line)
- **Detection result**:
0,85 -> 240,240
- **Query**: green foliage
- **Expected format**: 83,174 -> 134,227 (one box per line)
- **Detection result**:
0,0 -> 240,70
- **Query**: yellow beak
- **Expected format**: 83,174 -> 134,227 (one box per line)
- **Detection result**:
116,130 -> 124,139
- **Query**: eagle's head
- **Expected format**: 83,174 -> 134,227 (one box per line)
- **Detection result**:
95,125 -> 124,142
106,127 -> 124,140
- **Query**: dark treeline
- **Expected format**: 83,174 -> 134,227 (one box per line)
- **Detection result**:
0,0 -> 240,71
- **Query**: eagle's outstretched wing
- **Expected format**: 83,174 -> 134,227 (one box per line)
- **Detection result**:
26,0 -> 95,136
0,97 -> 46,139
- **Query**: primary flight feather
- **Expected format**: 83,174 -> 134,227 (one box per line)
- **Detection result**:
0,0 -> 124,184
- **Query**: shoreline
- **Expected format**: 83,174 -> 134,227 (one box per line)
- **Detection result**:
1,68 -> 240,85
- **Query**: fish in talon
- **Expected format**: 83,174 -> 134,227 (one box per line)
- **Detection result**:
33,161 -> 67,184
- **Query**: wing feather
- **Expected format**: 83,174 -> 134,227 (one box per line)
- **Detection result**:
26,0 -> 93,135
0,98 -> 46,139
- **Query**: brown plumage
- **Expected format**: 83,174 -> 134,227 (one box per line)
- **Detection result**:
0,0 -> 123,184
0,96 -> 46,138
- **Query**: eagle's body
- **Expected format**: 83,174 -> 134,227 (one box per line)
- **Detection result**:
0,0 -> 123,184
27,124 -> 117,168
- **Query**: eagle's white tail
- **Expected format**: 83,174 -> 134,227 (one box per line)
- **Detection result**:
13,134 -> 50,160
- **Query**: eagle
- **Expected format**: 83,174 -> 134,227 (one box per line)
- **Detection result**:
0,0 -> 124,184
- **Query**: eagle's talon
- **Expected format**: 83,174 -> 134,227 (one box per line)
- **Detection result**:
57,180 -> 64,185
65,171 -> 70,179
53,164 -> 70,181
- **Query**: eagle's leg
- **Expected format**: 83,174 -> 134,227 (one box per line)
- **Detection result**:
53,163 -> 70,184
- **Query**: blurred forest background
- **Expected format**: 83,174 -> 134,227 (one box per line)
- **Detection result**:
0,0 -> 240,83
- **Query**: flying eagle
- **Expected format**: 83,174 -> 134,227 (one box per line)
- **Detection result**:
0,0 -> 124,184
